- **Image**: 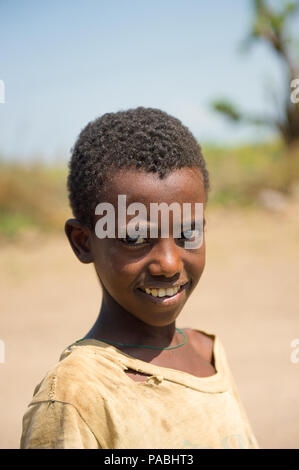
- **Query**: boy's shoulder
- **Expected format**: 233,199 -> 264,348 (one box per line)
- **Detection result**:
29,342 -> 127,407
184,328 -> 215,365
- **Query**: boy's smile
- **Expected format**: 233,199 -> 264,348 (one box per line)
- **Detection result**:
66,166 -> 206,338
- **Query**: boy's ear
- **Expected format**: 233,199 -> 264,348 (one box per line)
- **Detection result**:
64,218 -> 94,264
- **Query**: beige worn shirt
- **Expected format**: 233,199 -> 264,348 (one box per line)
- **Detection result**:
20,329 -> 259,449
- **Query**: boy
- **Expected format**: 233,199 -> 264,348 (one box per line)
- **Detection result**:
20,107 -> 259,449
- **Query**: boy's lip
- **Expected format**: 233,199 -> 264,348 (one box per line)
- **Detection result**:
136,281 -> 191,305
137,280 -> 189,290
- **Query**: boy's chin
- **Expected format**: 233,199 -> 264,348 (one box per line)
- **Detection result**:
127,289 -> 191,326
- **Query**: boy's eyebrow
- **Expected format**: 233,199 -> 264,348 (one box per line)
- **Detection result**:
116,219 -> 206,237
117,218 -> 206,230
117,220 -> 153,232
181,218 -> 206,230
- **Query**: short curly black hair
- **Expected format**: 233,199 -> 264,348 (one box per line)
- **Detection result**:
67,107 -> 210,228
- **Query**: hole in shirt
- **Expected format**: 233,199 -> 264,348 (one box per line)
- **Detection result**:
124,368 -> 152,383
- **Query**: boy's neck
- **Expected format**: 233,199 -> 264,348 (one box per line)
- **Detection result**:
85,291 -> 178,347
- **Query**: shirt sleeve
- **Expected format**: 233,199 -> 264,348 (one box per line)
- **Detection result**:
20,400 -> 101,449
228,374 -> 260,449
223,357 -> 259,447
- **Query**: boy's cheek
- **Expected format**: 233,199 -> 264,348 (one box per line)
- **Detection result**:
188,253 -> 206,288
93,248 -> 134,285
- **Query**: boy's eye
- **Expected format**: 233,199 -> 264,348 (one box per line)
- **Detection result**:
121,234 -> 148,246
181,229 -> 200,240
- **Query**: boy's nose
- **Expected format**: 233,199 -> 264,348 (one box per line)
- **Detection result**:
147,238 -> 183,278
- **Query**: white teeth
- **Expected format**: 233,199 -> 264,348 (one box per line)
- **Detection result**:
158,289 -> 166,297
141,286 -> 181,297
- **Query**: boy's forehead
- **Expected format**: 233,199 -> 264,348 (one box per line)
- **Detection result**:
102,167 -> 205,205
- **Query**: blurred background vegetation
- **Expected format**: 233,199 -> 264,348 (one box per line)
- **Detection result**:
1,139 -> 299,241
0,160 -> 69,240
212,0 -> 299,146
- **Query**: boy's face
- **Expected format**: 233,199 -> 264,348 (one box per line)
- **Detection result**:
66,167 -> 206,327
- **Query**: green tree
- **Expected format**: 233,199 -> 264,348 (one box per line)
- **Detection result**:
212,0 -> 299,147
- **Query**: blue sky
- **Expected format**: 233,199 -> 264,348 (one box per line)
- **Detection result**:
0,0 -> 298,162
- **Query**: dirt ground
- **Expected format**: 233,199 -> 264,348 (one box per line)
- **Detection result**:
1,203 -> 299,449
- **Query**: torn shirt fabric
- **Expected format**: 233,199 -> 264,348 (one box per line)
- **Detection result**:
20,329 -> 259,449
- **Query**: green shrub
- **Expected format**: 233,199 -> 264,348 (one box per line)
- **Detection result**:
0,141 -> 298,239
